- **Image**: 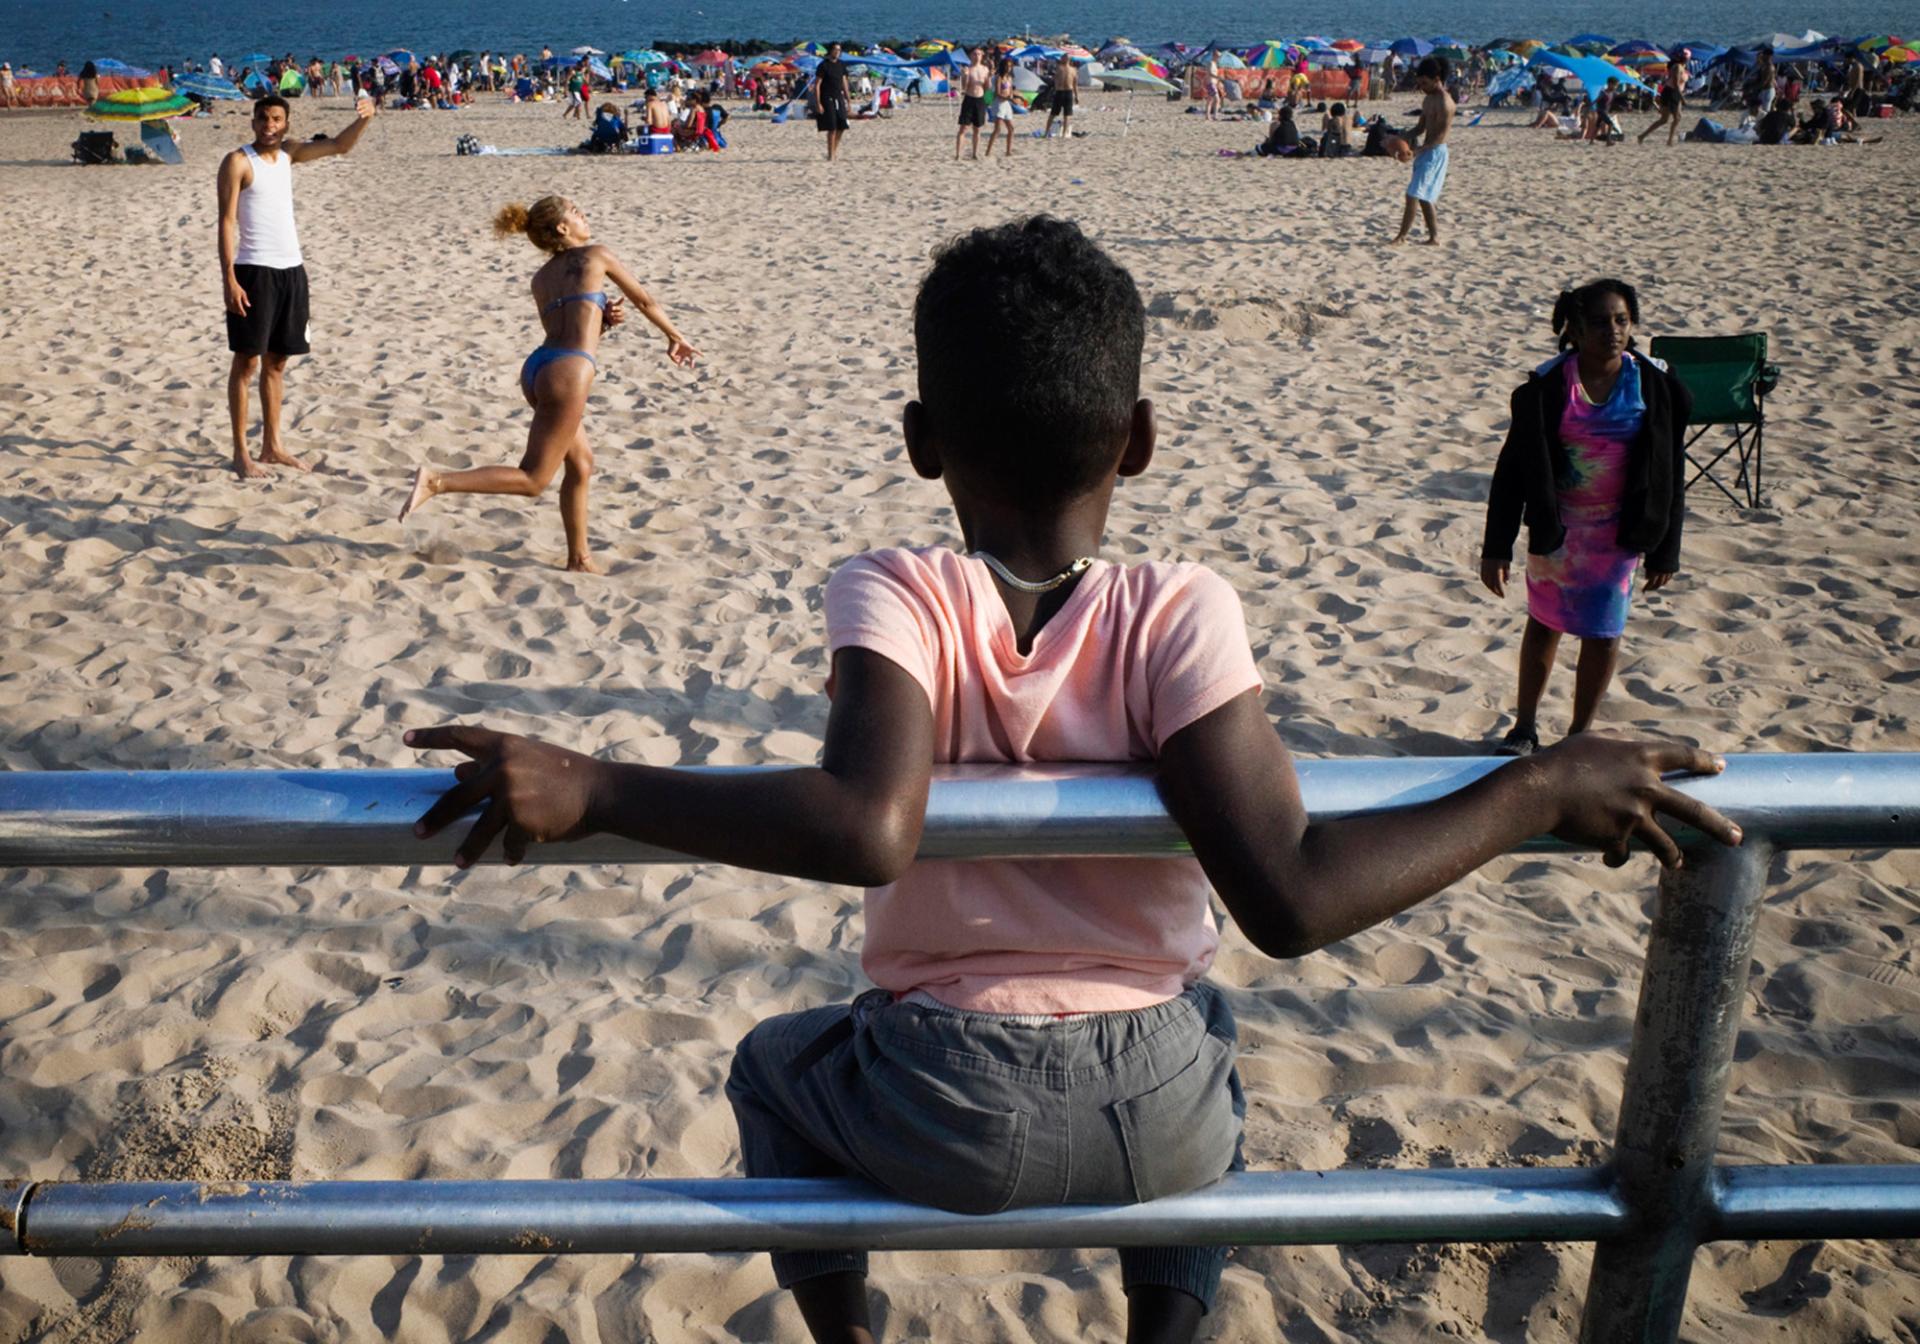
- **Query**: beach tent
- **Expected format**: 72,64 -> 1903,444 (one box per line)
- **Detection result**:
1530,50 -> 1654,93
1760,30 -> 1825,49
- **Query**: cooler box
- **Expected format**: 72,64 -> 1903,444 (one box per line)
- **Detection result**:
644,130 -> 675,153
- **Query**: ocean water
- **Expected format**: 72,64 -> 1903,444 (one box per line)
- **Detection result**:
1,0 -> 1905,69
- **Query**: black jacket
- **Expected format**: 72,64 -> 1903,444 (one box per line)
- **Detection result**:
1481,353 -> 1693,575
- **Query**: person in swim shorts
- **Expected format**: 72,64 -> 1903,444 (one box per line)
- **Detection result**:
1389,55 -> 1454,245
217,92 -> 375,480
396,196 -> 699,573
956,46 -> 991,159
1045,55 -> 1076,139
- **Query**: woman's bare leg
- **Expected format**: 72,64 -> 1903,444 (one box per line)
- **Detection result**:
399,361 -> 587,520
559,428 -> 599,572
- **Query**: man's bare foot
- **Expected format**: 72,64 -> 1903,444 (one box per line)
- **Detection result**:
260,449 -> 312,473
234,455 -> 269,481
565,553 -> 605,575
1423,235 -> 1441,245
1388,235 -> 1409,246
397,466 -> 435,523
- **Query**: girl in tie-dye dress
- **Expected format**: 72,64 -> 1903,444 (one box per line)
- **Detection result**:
1479,280 -> 1694,755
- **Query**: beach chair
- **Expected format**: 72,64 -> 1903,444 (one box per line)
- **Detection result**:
1648,333 -> 1781,510
140,120 -> 186,165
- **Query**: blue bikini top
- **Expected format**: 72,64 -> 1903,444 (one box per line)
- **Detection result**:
543,291 -> 610,315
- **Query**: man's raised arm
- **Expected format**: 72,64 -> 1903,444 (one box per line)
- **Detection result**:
290,96 -> 376,162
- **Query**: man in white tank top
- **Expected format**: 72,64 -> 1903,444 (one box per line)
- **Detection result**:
217,92 -> 375,479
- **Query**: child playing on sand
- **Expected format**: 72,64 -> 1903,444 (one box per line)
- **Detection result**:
397,197 -> 698,572
407,217 -> 1738,1343
1388,56 -> 1454,245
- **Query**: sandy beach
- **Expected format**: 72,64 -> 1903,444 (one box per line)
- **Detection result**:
1,89 -> 1918,1342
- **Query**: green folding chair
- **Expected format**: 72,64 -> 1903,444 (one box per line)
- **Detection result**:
1647,334 -> 1781,510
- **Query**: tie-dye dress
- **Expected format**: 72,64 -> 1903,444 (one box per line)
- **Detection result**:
1525,355 -> 1648,639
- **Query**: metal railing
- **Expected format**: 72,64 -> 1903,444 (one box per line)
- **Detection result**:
3,755 -> 1919,1344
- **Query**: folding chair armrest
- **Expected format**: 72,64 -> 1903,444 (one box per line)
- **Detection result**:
1757,363 -> 1781,397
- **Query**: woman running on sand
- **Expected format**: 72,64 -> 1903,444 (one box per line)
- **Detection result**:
398,197 -> 698,573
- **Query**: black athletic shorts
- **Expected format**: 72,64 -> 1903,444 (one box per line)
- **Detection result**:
226,263 -> 311,356
1052,90 -> 1075,116
958,93 -> 987,126
815,96 -> 849,132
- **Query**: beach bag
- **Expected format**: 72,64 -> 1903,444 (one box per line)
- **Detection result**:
72,131 -> 118,164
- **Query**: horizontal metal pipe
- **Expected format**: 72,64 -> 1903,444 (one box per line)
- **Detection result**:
1,754 -> 1915,869
1711,1165 -> 1920,1242
7,1170 -> 1626,1258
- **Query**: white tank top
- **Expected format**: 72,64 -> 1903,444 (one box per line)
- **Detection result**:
235,144 -> 303,269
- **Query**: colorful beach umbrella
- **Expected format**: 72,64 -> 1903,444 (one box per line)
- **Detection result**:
1884,44 -> 1920,62
1332,39 -> 1365,51
86,85 -> 195,121
1244,40 -> 1302,68
692,48 -> 732,65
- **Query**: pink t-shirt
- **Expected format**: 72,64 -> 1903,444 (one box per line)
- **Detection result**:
826,546 -> 1263,1013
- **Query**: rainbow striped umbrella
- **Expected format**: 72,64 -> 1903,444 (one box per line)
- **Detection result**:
1883,43 -> 1920,62
86,85 -> 195,121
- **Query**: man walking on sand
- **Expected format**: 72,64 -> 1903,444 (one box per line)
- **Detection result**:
217,92 -> 374,479
814,42 -> 850,161
1388,56 -> 1453,246
956,47 -> 991,159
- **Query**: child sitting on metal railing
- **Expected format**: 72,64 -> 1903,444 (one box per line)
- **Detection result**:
406,215 -> 1741,1344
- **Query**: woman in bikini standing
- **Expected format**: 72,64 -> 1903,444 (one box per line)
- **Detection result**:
399,196 -> 699,572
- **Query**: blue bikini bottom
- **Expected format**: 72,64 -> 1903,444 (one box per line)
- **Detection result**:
520,344 -> 598,401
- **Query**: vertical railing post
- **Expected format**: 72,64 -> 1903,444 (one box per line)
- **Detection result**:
1579,838 -> 1775,1344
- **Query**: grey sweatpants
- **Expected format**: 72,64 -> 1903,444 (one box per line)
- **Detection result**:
725,981 -> 1245,1309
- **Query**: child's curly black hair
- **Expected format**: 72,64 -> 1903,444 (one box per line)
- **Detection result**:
913,215 -> 1145,503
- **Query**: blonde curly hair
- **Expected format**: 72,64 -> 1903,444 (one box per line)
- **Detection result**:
493,196 -> 571,253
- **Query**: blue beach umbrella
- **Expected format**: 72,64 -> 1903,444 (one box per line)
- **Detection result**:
385,49 -> 419,67
93,58 -> 153,76
240,53 -> 270,65
1389,37 -> 1434,57
173,70 -> 248,99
